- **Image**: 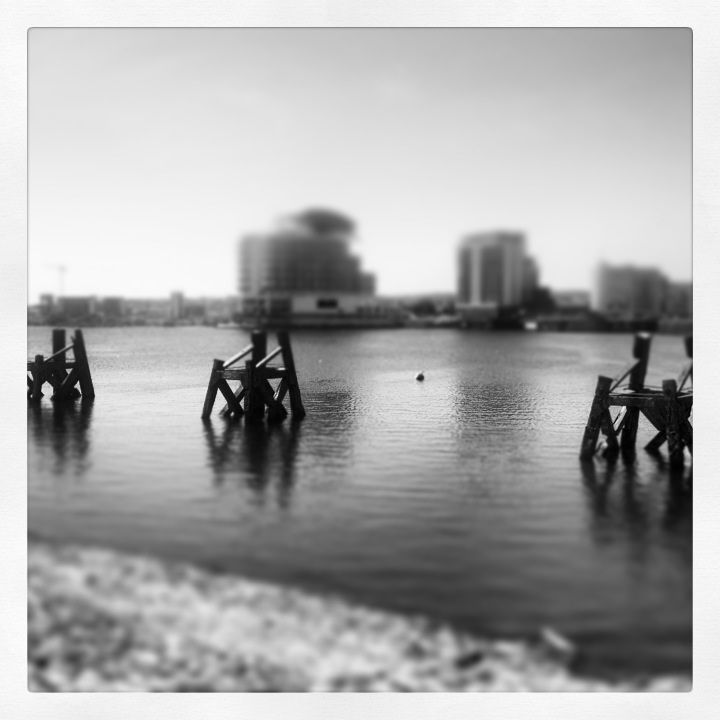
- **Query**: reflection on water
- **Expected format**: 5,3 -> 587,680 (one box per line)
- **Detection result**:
203,419 -> 301,508
27,327 -> 692,677
28,400 -> 94,478
581,457 -> 691,526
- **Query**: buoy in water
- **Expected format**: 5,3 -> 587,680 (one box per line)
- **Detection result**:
415,371 -> 425,381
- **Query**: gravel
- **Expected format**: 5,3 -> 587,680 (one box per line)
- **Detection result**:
28,540 -> 691,692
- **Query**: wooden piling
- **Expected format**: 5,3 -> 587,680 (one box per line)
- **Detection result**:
48,328 -> 68,391
663,379 -> 684,469
580,333 -> 691,471
52,329 -> 66,375
202,330 -> 305,423
677,335 -> 693,392
620,333 -> 652,461
278,330 -> 305,419
30,354 -> 45,402
28,327 -> 94,403
201,359 -> 223,420
251,330 -> 267,366
216,377 -> 244,418
72,330 -> 95,400
580,375 -> 612,460
245,359 -> 265,422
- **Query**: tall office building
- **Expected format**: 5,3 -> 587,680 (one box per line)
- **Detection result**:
237,210 -> 390,326
595,264 -> 668,319
664,281 -> 692,319
457,231 -> 527,310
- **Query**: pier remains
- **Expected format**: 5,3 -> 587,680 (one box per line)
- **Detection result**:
27,329 -> 95,403
579,333 -> 692,469
201,330 -> 305,423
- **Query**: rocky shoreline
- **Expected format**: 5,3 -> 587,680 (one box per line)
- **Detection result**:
28,540 -> 690,692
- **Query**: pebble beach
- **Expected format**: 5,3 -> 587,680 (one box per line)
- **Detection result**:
28,540 -> 691,692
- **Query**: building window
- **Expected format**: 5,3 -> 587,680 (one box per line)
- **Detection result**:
316,298 -> 339,309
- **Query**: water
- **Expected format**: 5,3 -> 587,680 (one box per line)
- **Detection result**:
27,327 -> 692,679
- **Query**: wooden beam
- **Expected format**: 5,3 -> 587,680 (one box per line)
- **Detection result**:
201,359 -> 223,419
663,379 -> 684,469
256,380 -> 288,423
221,367 -> 286,381
607,394 -> 691,409
51,366 -> 79,401
73,329 -> 95,399
274,378 -> 289,404
629,332 -> 652,390
219,387 -> 246,417
245,359 -> 265,421
256,346 -> 282,369
278,331 -> 306,419
600,408 -> 620,458
639,406 -> 665,432
620,407 -> 640,462
30,355 -> 45,402
580,375 -> 612,460
645,431 -> 666,453
222,343 -> 254,370
216,378 -> 244,417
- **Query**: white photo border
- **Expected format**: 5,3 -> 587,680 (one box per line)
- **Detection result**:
3,2 -> 719,718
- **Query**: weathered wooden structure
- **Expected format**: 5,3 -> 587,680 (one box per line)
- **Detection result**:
201,330 -> 305,423
27,328 -> 95,403
579,333 -> 692,468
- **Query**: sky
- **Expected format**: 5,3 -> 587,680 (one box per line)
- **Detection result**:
28,28 -> 692,302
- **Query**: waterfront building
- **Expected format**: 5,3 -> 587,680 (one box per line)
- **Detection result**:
664,281 -> 692,319
457,231 -> 527,325
595,264 -> 668,319
57,296 -> 97,319
521,256 -> 540,305
123,297 -> 173,324
99,296 -> 125,321
237,210 -> 395,327
552,290 -> 591,312
169,292 -> 184,322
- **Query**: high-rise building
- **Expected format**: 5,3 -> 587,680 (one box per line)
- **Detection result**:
237,209 -> 392,327
457,231 -> 527,311
664,281 -> 692,319
521,256 -> 540,305
595,264 -> 669,319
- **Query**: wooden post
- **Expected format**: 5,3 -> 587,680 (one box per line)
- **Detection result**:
251,330 -> 267,365
216,378 -> 244,418
49,328 -> 67,390
645,431 -> 666,453
600,408 -> 619,459
641,405 -> 665,452
630,332 -> 652,385
663,379 -> 684,469
72,329 -> 95,399
277,331 -> 305,419
580,375 -> 612,460
201,359 -> 223,419
245,359 -> 265,421
620,333 -> 652,462
30,354 -> 45,402
677,335 -> 693,391
679,408 -> 693,455
52,329 -> 66,374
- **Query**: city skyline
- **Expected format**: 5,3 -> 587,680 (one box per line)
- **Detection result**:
28,28 -> 691,303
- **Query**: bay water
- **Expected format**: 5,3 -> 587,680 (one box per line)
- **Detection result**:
27,327 -> 692,679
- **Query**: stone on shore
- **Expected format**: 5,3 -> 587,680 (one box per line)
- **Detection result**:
28,540 -> 691,692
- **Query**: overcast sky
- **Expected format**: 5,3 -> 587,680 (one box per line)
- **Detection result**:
28,28 -> 691,302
